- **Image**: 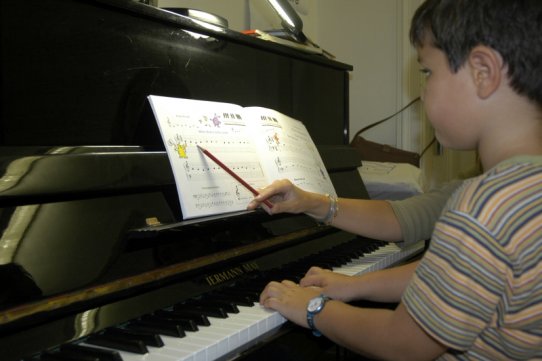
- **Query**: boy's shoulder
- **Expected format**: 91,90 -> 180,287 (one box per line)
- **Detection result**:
448,155 -> 542,215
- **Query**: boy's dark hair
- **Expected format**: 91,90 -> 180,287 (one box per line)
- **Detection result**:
410,0 -> 542,106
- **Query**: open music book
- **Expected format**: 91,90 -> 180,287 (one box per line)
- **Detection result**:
148,95 -> 336,219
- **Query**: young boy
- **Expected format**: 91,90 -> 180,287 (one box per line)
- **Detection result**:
249,0 -> 542,359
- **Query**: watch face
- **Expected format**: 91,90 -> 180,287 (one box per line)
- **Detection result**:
308,297 -> 323,312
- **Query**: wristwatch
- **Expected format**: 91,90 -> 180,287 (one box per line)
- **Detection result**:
306,294 -> 330,336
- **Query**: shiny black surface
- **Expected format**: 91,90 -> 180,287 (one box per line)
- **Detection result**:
0,146 -> 364,311
1,0 -> 351,148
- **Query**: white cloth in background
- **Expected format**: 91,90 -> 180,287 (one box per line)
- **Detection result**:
358,161 -> 423,200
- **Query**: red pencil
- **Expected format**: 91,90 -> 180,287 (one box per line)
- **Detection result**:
197,145 -> 273,209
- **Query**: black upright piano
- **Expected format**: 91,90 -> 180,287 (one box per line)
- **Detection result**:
0,1 -> 423,360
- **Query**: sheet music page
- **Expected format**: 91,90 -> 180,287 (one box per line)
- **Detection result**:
148,95 -> 268,219
244,107 -> 337,197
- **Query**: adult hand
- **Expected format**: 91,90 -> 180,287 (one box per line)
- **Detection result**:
247,179 -> 319,216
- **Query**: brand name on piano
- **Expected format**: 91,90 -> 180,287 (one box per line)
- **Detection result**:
205,262 -> 260,286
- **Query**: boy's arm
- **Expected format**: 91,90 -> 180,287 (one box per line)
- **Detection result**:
317,300 -> 447,361
260,280 -> 447,361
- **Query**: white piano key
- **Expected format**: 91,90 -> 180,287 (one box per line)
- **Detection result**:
118,349 -> 188,361
334,241 -> 424,276
226,315 -> 252,343
208,323 -> 241,351
159,335 -> 209,360
207,316 -> 252,345
151,304 -> 285,361
228,310 -> 261,339
101,324 -> 226,361
174,328 -> 229,360
161,335 -> 212,361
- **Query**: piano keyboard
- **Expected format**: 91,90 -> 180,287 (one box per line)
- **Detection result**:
40,240 -> 424,361
333,241 -> 424,276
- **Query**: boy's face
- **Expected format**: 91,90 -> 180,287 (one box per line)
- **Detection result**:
417,41 -> 481,150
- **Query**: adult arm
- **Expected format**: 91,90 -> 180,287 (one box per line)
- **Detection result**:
248,179 -> 403,241
300,261 -> 420,303
248,179 -> 461,243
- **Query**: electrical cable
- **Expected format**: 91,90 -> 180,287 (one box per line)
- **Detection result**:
350,97 -> 436,160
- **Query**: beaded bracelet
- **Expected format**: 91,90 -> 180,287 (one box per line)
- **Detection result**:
319,193 -> 339,225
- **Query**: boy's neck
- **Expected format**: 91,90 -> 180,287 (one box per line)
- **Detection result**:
477,104 -> 542,170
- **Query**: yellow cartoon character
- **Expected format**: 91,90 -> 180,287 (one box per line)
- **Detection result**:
168,136 -> 188,159
176,142 -> 188,158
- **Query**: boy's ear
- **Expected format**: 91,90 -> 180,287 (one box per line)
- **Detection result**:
468,46 -> 504,99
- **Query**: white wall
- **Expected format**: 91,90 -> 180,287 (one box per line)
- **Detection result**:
155,0 -> 479,189
316,1 -> 403,148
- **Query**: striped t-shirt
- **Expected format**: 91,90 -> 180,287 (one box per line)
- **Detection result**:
402,155 -> 542,360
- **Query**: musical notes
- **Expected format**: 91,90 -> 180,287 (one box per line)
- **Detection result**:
148,96 -> 336,219
192,191 -> 234,210
184,159 -> 264,181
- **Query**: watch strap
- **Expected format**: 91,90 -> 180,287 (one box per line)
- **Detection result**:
307,294 -> 330,337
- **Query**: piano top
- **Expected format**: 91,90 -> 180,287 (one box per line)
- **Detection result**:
95,0 -> 353,71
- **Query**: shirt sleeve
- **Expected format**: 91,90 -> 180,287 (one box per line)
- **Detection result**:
388,180 -> 462,244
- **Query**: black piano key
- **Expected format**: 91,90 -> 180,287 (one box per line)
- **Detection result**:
176,304 -> 229,318
219,288 -> 261,302
314,257 -> 344,268
150,311 -> 199,331
338,252 -> 358,262
235,286 -> 264,297
221,287 -> 260,297
194,299 -> 240,313
86,333 -> 148,354
330,254 -> 354,264
60,344 -> 122,361
41,351 -> 100,361
346,249 -> 367,258
106,328 -> 164,347
210,293 -> 255,307
128,319 -> 186,338
239,279 -> 270,292
169,308 -> 212,326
